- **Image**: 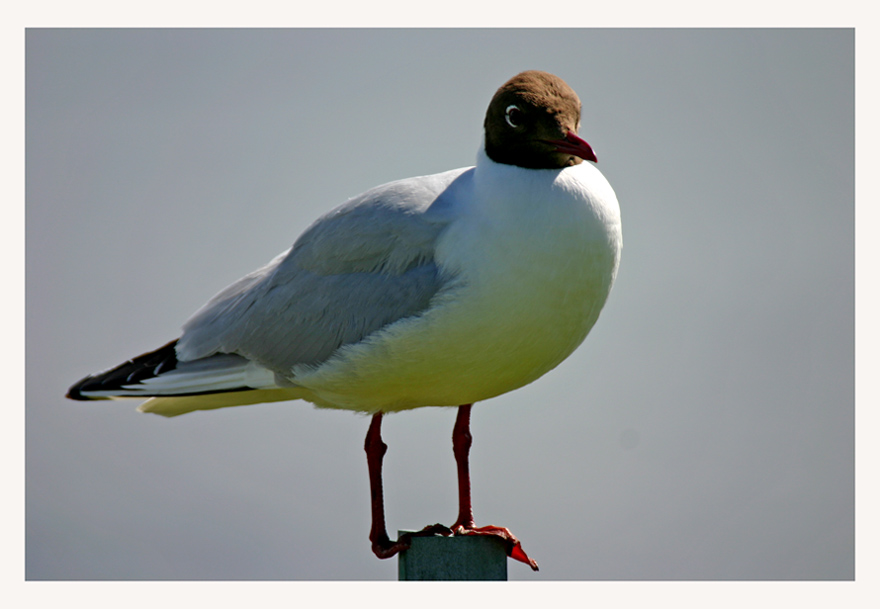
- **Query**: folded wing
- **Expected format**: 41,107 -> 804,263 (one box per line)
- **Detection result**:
68,168 -> 471,414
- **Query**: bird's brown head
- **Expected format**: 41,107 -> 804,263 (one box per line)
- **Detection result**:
484,70 -> 597,169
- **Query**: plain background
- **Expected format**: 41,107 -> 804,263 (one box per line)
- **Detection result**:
26,29 -> 853,582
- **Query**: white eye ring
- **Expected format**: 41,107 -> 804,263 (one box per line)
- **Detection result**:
505,104 -> 523,128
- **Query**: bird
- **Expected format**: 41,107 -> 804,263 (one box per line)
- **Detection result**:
67,70 -> 622,572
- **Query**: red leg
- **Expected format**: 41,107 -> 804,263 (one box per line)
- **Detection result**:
449,404 -> 540,571
364,412 -> 449,559
451,404 -> 475,531
365,412 -> 410,558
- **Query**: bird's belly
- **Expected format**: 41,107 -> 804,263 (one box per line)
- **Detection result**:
293,214 -> 617,413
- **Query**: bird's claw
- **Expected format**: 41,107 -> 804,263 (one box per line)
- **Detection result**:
508,541 -> 539,571
370,523 -> 454,559
371,536 -> 411,559
373,523 -> 538,571
449,523 -> 540,571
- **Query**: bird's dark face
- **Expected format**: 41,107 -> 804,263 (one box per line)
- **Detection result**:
483,70 -> 596,169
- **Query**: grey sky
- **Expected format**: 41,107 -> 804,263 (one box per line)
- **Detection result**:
26,29 -> 853,581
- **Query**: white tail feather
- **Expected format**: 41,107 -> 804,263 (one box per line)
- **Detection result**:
138,388 -> 305,417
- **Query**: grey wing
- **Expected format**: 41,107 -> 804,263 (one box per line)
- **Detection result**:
175,167 -> 471,377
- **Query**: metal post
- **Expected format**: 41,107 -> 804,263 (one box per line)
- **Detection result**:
397,531 -> 508,580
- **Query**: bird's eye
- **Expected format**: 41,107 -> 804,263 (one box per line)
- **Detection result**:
505,104 -> 524,128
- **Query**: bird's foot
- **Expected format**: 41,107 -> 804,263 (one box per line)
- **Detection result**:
370,533 -> 411,559
375,522 -> 539,571
370,523 -> 453,559
449,523 -> 539,571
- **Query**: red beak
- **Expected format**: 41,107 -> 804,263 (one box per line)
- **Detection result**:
544,131 -> 598,163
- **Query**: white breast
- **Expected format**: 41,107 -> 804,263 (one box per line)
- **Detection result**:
293,150 -> 622,412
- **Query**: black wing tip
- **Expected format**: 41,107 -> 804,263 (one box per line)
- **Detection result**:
65,339 -> 180,401
66,376 -> 96,401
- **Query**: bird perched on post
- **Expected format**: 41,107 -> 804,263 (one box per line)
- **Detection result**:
68,70 -> 622,571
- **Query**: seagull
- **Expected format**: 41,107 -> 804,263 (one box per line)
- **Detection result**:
67,70 -> 622,572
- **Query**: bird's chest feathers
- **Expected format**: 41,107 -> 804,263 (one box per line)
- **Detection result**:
436,175 -> 615,364
296,164 -> 620,411
471,206 -> 595,309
